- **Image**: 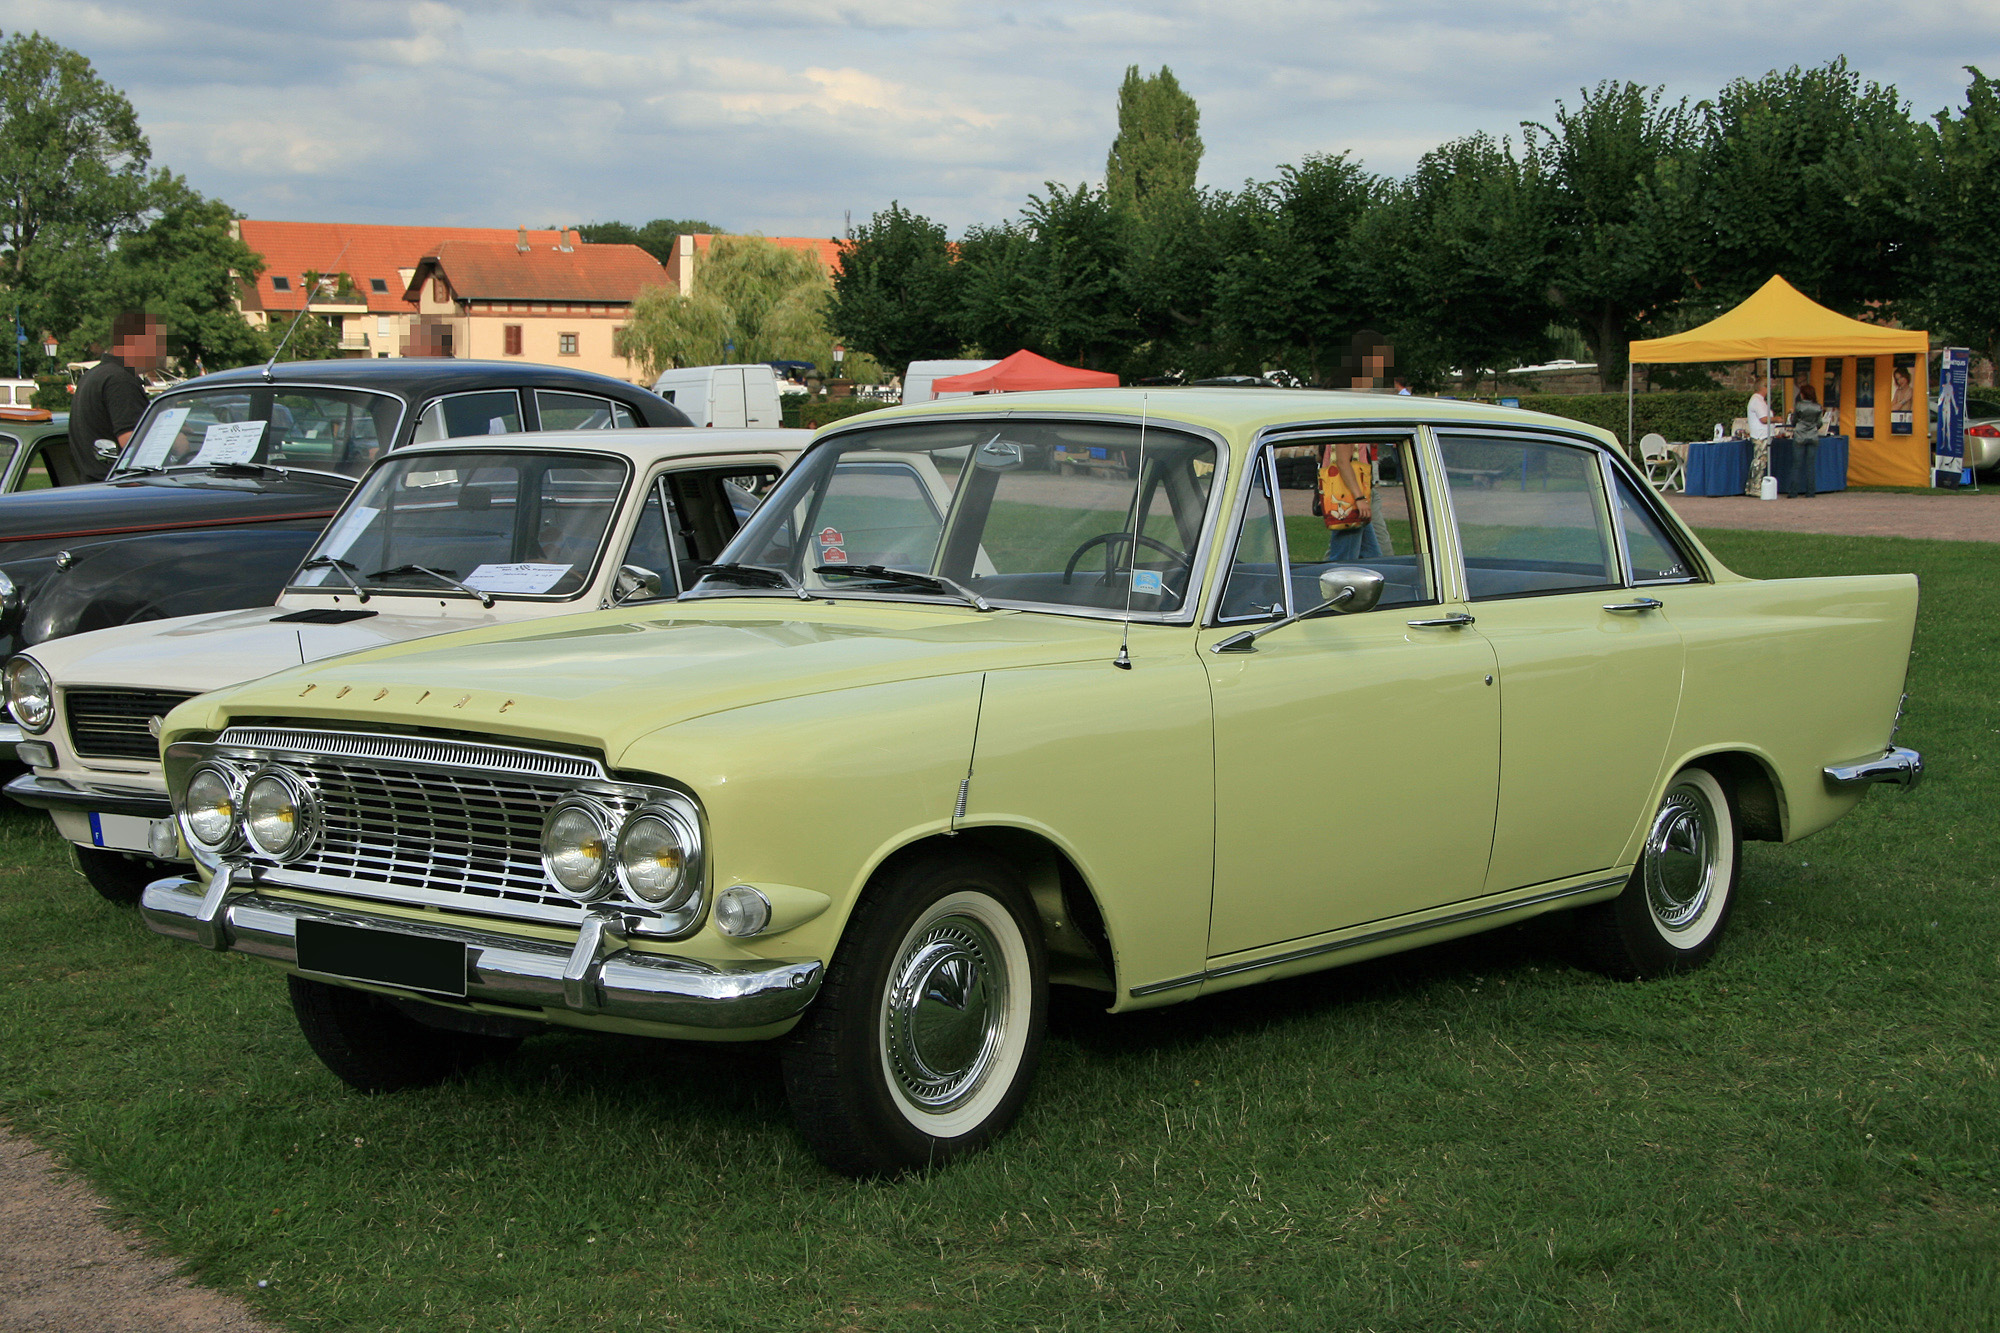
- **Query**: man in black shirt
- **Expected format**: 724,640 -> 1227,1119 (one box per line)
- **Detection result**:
66,313 -> 166,483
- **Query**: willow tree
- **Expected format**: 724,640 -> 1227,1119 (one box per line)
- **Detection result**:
619,235 -> 842,377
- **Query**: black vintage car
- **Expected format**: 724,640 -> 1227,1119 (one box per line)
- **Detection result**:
0,360 -> 688,677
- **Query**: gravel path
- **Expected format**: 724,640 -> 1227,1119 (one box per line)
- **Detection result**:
1,482 -> 1987,1332
0,1128 -> 281,1332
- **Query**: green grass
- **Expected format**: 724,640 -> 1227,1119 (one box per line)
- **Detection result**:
2,526 -> 1996,1331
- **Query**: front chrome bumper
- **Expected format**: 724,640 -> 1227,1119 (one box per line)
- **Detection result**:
1823,745 -> 1924,791
140,873 -> 824,1030
4,771 -> 172,819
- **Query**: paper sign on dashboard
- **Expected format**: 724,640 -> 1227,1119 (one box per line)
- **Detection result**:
464,563 -> 572,594
190,420 -> 267,465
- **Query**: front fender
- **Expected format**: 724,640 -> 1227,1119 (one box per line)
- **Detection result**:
617,672 -> 986,965
21,526 -> 321,645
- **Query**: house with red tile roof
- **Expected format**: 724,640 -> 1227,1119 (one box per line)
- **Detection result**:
232,221 -> 671,380
665,233 -> 844,294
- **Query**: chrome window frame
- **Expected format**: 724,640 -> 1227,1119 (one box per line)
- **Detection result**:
282,444 -> 634,603
1204,422 -> 1441,628
1430,425 -> 1635,603
116,382 -> 410,481
698,409 -> 1232,626
1601,452 -> 1708,587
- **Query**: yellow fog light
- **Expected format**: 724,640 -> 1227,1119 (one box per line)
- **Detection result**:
714,885 -> 772,938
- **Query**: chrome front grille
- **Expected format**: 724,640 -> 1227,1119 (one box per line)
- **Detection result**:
67,690 -> 198,760
211,727 -> 616,922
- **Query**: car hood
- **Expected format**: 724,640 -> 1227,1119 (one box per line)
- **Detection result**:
0,470 -> 350,547
167,600 -> 1138,763
25,600 -> 520,696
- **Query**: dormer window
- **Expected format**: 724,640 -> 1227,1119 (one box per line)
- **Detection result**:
370,278 -> 388,293
271,276 -> 291,291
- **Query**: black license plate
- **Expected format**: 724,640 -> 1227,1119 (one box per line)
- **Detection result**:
295,920 -> 468,998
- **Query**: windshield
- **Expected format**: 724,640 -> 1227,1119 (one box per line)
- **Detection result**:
693,416 -> 1218,617
117,386 -> 405,478
290,450 -> 630,599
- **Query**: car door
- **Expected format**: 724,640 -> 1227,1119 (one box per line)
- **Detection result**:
1202,432 -> 1502,959
1433,430 -> 1687,894
615,462 -> 786,599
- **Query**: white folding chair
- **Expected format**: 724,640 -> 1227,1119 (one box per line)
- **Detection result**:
1640,433 -> 1682,492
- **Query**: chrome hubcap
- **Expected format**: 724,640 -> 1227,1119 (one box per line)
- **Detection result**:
1645,782 -> 1717,933
885,914 -> 1007,1113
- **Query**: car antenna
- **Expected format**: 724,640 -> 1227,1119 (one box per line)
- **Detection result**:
262,241 -> 352,381
1114,393 -> 1148,671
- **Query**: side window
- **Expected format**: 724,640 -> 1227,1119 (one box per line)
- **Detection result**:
413,391 -> 523,442
1440,434 -> 1617,599
1613,473 -> 1698,584
1218,451 -> 1285,621
536,391 -> 618,431
617,479 -> 680,600
1280,434 -> 1431,610
799,460 -> 943,571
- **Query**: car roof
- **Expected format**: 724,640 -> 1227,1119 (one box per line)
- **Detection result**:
387,427 -> 813,466
827,387 -> 1622,448
174,358 -> 675,404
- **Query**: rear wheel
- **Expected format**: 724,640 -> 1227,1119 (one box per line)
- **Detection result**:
1575,766 -> 1740,979
288,976 -> 521,1092
782,852 -> 1047,1176
74,845 -> 175,906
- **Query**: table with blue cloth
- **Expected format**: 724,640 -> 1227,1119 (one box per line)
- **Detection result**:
1681,435 -> 1849,496
1771,434 -> 1848,494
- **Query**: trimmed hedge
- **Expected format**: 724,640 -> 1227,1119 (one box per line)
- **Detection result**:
32,374 -> 70,412
783,397 -> 891,430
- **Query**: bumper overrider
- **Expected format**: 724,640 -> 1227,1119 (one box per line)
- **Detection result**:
141,869 -> 823,1028
1822,745 -> 1924,791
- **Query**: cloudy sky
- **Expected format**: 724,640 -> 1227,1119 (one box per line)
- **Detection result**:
10,0 -> 1997,238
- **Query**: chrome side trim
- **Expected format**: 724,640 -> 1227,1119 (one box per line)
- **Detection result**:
1822,745 -> 1923,791
1130,876 -> 1625,999
140,877 -> 822,1029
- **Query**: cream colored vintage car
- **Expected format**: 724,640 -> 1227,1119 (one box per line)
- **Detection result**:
5,428 -> 804,900
137,390 -> 1920,1176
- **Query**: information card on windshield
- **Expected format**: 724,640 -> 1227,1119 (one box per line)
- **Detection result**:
464,563 -> 573,594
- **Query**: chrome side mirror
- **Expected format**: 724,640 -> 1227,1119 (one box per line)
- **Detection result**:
1211,566 -> 1387,654
613,564 -> 663,603
93,438 -> 121,462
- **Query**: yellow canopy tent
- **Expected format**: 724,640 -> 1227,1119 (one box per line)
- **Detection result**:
1627,275 -> 1930,486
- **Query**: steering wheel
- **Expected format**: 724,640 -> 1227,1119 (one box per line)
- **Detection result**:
1061,531 -> 1192,598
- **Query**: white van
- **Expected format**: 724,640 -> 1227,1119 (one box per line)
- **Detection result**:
902,359 -> 999,405
0,379 -> 41,408
651,364 -> 783,428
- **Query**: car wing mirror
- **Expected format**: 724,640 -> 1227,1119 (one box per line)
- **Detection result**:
613,564 -> 663,603
93,438 -> 121,462
1210,566 -> 1385,654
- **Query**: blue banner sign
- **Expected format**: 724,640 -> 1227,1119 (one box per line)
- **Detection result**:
1934,348 -> 1971,488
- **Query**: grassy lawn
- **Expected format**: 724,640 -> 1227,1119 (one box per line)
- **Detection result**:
2,526 -> 1994,1331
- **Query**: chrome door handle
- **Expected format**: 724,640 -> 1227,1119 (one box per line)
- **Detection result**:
1407,612 -> 1475,628
1602,598 -> 1664,613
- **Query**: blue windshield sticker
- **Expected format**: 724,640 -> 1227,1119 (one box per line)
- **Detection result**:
1132,569 -> 1163,596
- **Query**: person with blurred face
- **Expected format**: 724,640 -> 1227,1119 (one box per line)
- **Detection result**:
68,313 -> 166,482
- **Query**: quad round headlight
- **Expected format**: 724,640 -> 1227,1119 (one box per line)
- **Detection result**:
3,655 -> 53,734
615,806 -> 698,908
181,764 -> 243,853
542,798 -> 616,899
243,768 -> 316,860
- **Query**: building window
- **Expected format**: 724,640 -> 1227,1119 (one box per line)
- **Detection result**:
271,275 -> 291,291
370,278 -> 388,293
559,332 -> 578,356
432,277 -> 448,303
504,324 -> 523,356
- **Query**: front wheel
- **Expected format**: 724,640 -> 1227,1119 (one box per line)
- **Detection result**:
288,976 -> 521,1093
74,845 -> 176,906
782,853 -> 1047,1176
1575,766 -> 1740,979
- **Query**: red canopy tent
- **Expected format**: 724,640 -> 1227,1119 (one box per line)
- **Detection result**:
931,349 -> 1118,393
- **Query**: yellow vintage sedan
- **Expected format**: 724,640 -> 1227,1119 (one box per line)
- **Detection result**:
140,389 -> 1921,1176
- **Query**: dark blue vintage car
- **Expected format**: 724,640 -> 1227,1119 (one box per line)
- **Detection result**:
0,360 -> 688,694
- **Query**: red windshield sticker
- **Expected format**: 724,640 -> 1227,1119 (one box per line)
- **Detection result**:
818,527 -> 844,546
821,545 -> 849,564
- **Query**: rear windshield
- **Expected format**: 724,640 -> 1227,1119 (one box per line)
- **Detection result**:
117,386 -> 405,479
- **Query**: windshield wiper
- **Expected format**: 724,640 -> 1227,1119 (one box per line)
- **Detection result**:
365,563 -> 495,608
815,564 -> 992,611
693,562 -> 814,601
297,555 -> 370,602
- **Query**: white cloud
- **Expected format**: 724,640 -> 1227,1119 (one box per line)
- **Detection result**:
7,0 -> 1996,236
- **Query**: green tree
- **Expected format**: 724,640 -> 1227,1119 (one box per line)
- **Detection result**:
828,203 -> 964,369
1105,66 -> 1203,214
1897,68 -> 2000,370
1523,82 -> 1701,389
1359,133 -> 1555,391
0,30 -> 155,370
85,177 -> 267,370
1685,59 -> 1918,314
618,235 -> 830,377
958,184 -> 1134,371
577,218 -> 720,266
